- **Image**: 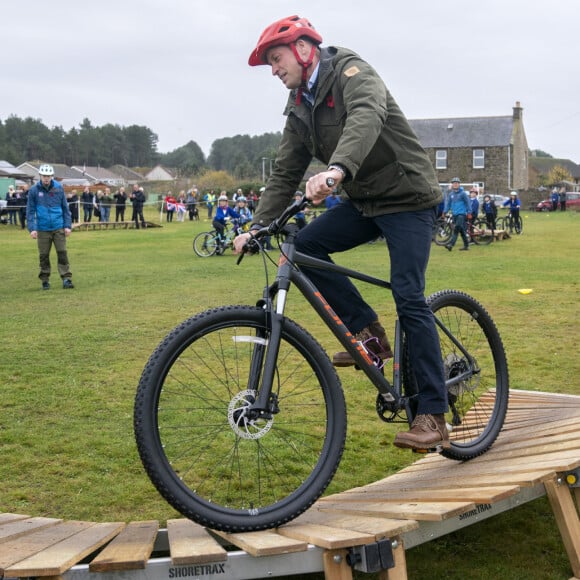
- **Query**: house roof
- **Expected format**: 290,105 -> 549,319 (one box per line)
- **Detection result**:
17,162 -> 86,180
109,164 -> 145,181
409,115 -> 514,148
145,165 -> 176,179
71,166 -> 124,181
0,160 -> 32,180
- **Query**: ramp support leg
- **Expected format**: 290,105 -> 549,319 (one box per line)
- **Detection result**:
322,549 -> 353,580
378,537 -> 408,580
545,475 -> 580,578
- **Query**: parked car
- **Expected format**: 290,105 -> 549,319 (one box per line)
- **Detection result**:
536,192 -> 580,211
536,199 -> 553,211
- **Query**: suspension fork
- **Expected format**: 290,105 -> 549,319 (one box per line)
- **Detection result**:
245,253 -> 296,419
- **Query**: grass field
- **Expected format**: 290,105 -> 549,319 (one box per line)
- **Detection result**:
1,206 -> 578,579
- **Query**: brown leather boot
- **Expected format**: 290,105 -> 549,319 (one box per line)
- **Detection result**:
332,320 -> 393,367
393,414 -> 450,450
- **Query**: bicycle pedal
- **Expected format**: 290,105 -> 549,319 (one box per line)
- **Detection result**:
412,445 -> 444,455
412,448 -> 429,454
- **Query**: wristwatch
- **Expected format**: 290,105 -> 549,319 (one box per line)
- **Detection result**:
327,164 -> 346,178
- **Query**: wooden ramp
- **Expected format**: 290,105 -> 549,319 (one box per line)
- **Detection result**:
1,390 -> 579,580
72,221 -> 161,231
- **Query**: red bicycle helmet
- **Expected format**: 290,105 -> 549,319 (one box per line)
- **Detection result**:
248,15 -> 322,66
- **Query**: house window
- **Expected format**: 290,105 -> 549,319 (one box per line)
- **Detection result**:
436,150 -> 447,169
473,149 -> 485,169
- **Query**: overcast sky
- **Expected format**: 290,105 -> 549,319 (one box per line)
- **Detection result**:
3,0 -> 578,163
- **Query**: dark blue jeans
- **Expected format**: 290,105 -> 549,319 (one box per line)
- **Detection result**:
449,213 -> 469,248
295,200 -> 447,415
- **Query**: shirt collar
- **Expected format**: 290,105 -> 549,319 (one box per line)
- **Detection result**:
301,63 -> 320,106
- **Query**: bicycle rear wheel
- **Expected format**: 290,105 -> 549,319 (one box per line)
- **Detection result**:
193,231 -> 217,257
134,306 -> 347,532
472,219 -> 493,245
429,290 -> 509,459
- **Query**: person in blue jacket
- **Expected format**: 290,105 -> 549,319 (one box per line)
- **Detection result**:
482,194 -> 497,231
468,189 -> 479,226
26,164 -> 74,290
503,191 -> 521,214
443,177 -> 470,251
212,194 -> 240,253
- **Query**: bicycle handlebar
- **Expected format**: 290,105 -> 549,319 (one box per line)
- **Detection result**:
236,193 -> 309,263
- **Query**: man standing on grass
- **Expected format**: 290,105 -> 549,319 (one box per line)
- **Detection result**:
444,178 -> 470,251
26,164 -> 74,290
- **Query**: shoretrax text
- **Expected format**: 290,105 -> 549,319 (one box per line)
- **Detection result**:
169,563 -> 226,577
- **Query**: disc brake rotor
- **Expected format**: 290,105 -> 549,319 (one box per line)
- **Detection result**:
228,389 -> 273,439
444,353 -> 479,396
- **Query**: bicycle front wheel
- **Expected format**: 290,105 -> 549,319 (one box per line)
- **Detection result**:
134,306 -> 347,532
428,290 -> 509,460
433,219 -> 452,246
193,231 -> 217,257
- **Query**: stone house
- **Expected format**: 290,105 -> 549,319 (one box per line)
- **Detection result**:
409,102 -> 529,194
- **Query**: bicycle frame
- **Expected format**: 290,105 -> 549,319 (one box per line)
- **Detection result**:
245,225 -> 474,424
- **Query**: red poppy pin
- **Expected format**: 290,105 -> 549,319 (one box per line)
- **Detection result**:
326,94 -> 334,108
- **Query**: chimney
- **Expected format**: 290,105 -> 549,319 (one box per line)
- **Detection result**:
513,101 -> 523,120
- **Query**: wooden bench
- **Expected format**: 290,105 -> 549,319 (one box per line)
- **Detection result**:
1,390 -> 579,579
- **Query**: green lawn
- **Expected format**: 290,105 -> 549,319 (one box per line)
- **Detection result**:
1,207 -> 578,578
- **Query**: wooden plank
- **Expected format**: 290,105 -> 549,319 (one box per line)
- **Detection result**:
4,522 -> 125,577
276,522 -> 375,550
89,520 -> 159,572
0,521 -> 95,573
0,517 -> 62,544
167,519 -> 227,565
0,513 -> 30,525
213,529 -> 307,557
318,501 -> 475,522
287,510 -> 419,538
355,461 -> 553,490
323,485 -> 521,505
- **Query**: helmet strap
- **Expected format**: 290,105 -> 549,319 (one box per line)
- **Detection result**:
290,42 -> 317,104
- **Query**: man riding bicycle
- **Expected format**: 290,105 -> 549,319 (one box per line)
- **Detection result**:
234,15 -> 449,451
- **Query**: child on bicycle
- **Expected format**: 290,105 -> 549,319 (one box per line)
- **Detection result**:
235,15 -> 450,451
213,194 -> 240,250
503,191 -> 521,223
235,196 -> 253,230
482,195 -> 497,231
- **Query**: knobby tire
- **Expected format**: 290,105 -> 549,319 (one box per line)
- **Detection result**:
134,306 -> 347,532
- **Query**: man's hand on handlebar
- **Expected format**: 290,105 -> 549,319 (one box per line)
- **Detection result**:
233,232 -> 253,255
306,168 -> 344,205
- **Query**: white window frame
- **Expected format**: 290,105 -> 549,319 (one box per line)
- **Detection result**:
473,149 -> 485,169
436,150 -> 447,170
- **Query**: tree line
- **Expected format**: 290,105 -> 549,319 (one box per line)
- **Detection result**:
0,115 -> 281,179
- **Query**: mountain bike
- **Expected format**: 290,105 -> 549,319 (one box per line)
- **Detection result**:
433,214 -> 492,246
432,213 -> 453,246
499,211 -> 523,235
193,219 -> 248,257
134,194 -> 509,533
466,218 -> 494,245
